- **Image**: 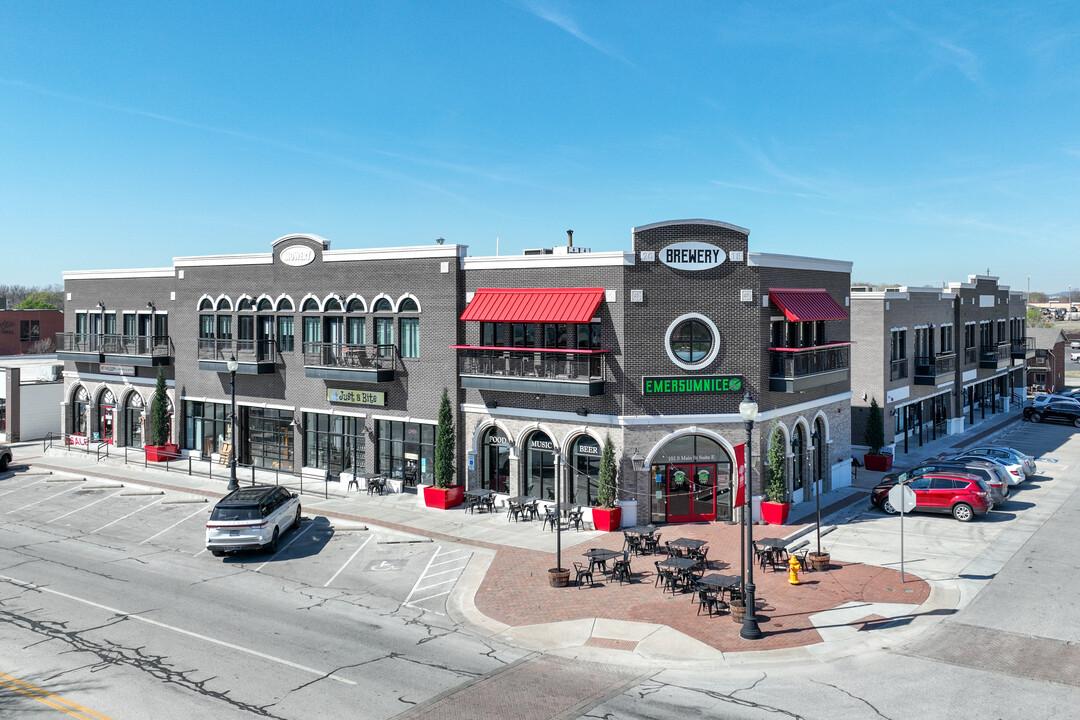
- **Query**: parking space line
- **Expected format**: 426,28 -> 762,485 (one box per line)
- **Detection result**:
46,490 -> 126,524
413,577 -> 457,591
138,505 -> 208,545
401,545 -> 471,616
0,573 -> 356,686
323,534 -> 374,587
423,566 -> 467,577
406,589 -> 452,608
6,485 -> 83,514
253,525 -> 310,572
0,478 -> 46,498
90,497 -> 163,534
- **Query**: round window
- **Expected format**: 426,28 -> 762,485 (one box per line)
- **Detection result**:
664,313 -> 720,369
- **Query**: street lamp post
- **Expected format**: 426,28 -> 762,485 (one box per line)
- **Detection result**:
811,430 -> 822,555
227,355 -> 239,492
739,392 -> 763,640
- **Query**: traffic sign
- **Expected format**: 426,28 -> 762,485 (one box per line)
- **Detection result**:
888,483 -> 916,513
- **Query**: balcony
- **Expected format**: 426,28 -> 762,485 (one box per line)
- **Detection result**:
302,343 -> 397,383
979,341 -> 1010,369
889,358 -> 909,381
1011,337 -> 1036,360
454,346 -> 607,397
964,347 -> 978,365
914,352 -> 956,386
56,333 -> 173,366
768,342 -> 850,393
198,339 -> 278,374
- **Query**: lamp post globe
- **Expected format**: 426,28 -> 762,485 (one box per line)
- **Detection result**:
227,356 -> 239,492
739,391 -> 763,640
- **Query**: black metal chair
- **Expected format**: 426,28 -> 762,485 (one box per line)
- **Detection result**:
567,506 -> 584,531
696,587 -> 719,616
611,550 -> 632,585
643,532 -> 661,554
573,562 -> 594,588
542,507 -> 560,531
506,501 -> 523,522
523,499 -> 539,520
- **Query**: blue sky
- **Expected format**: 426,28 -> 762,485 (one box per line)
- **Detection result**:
2,1 -> 1078,293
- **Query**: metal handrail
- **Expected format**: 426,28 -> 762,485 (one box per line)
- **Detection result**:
457,348 -> 605,380
302,342 -> 399,369
197,338 -> 279,363
769,344 -> 850,379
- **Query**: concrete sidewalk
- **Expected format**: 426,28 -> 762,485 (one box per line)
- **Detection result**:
9,408 -> 1023,667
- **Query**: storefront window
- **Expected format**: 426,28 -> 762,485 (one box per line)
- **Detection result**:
569,435 -> 601,506
122,392 -> 144,447
248,407 -> 294,471
183,400 -> 228,455
376,419 -> 435,485
525,431 -> 556,500
72,386 -> 89,435
648,434 -> 732,524
303,413 -> 364,479
480,427 -> 510,493
95,389 -> 116,442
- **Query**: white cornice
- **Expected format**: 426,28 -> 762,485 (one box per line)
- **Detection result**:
324,244 -> 467,262
271,233 -> 330,249
631,218 -> 751,235
748,252 -> 852,274
462,251 -> 634,270
62,267 -> 174,280
174,254 -> 273,267
461,391 -> 851,426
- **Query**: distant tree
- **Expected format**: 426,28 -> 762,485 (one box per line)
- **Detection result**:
1027,291 -> 1048,303
1027,307 -> 1051,328
26,338 -> 56,354
13,292 -> 59,309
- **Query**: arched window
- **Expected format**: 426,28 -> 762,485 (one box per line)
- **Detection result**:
346,298 -> 364,312
324,297 -> 343,312
399,297 -> 419,312
216,297 -> 232,311
72,386 -> 90,436
257,298 -> 272,312
480,427 -> 510,494
373,297 -> 393,313
524,431 -> 556,500
302,298 -> 320,312
276,297 -> 294,312
237,298 -> 254,311
569,435 -> 601,506
199,298 -> 213,311
124,392 -> 144,447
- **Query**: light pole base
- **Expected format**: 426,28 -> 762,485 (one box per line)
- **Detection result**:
740,616 -> 763,640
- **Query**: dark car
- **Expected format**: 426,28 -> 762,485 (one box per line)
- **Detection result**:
882,459 -> 1008,506
1024,401 -> 1080,427
871,472 -> 992,521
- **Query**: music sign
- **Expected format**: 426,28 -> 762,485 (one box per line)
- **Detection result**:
327,388 -> 385,406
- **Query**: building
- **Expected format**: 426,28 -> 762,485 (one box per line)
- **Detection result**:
0,309 -> 64,355
850,276 -> 1029,456
56,220 -> 853,525
1026,327 -> 1068,394
0,355 -> 65,442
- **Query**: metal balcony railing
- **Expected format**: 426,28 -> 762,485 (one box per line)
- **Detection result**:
302,342 -> 399,369
964,346 -> 978,364
57,333 -> 173,358
457,348 -> 607,381
889,358 -> 909,381
914,352 -> 956,378
980,341 -> 1010,365
197,338 -> 278,363
768,343 -> 850,381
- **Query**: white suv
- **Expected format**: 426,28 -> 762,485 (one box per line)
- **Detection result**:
205,485 -> 301,557
0,444 -> 12,472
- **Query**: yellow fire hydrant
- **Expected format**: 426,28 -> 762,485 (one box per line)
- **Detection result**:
788,555 -> 802,585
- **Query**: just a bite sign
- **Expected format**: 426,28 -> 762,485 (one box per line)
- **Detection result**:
659,241 -> 726,271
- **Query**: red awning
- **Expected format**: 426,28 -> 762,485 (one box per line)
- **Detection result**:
769,288 -> 849,322
460,288 -> 605,323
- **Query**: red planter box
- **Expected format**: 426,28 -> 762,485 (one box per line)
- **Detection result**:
423,485 -> 464,510
145,444 -> 180,462
592,506 -> 622,532
863,452 -> 893,472
760,501 -> 790,525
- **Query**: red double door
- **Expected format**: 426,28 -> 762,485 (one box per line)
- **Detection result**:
666,464 -> 717,523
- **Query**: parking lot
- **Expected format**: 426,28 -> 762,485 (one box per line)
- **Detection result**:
825,418 -> 1079,604
0,470 -> 475,617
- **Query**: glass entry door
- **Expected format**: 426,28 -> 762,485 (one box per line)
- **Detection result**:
667,463 -> 716,523
101,405 -> 115,444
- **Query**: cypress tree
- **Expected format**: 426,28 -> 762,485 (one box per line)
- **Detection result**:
866,398 -> 885,456
150,367 -> 169,446
597,435 -> 617,508
434,388 -> 455,488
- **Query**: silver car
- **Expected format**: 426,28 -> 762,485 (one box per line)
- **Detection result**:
963,446 -> 1036,477
0,444 -> 12,472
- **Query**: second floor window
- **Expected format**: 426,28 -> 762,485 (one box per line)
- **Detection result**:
940,325 -> 954,353
400,318 -> 419,358
277,316 -> 294,352
890,330 -> 907,361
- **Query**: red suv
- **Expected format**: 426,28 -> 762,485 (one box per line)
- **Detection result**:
871,472 -> 992,522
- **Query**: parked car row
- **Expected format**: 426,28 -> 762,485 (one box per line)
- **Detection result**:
871,444 -> 1036,522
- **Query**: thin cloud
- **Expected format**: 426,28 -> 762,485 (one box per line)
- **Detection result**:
888,13 -> 983,86
520,1 -> 634,66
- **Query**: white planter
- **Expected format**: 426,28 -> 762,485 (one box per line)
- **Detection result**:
617,499 -> 638,527
386,479 -> 404,494
417,483 -> 431,506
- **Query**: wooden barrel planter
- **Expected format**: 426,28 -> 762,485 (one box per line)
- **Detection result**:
548,567 -> 570,587
808,552 -> 831,572
729,599 -> 746,624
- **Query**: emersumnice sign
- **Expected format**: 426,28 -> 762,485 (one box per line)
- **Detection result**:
643,376 -> 742,395
659,242 -> 726,271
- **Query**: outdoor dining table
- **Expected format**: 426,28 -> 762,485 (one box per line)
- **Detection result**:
668,538 -> 708,556
696,573 -> 742,601
756,537 -> 789,569
506,495 -> 538,521
583,548 -> 622,573
624,525 -> 657,536
658,556 -> 698,571
464,488 -> 495,513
